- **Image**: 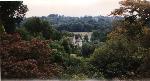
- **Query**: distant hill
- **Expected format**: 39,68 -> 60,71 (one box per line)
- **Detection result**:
26,14 -> 122,32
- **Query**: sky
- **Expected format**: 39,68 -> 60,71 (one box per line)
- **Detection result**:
23,0 -> 122,17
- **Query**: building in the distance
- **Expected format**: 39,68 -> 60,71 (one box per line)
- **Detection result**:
71,32 -> 92,47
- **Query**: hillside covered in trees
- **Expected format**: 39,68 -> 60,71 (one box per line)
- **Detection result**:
39,15 -> 119,32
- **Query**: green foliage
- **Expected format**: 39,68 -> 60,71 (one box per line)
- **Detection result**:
0,1 -> 28,33
39,14 -> 114,32
0,23 -> 5,34
61,37 -> 73,54
83,34 -> 89,42
22,17 -> 62,40
49,29 -> 62,40
49,40 -> 67,63
23,17 -> 50,37
62,31 -> 74,37
105,0 -> 150,78
61,56 -> 104,80
16,27 -> 33,40
137,48 -> 150,78
90,36 -> 147,78
91,30 -> 108,42
49,41 -> 64,52
108,21 -> 145,44
140,27 -> 150,48
81,42 -> 95,57
71,73 -> 88,80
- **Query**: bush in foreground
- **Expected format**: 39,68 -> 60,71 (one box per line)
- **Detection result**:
0,33 -> 62,79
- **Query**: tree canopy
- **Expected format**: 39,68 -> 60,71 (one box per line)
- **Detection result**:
0,1 -> 28,33
40,14 -> 115,32
111,0 -> 150,25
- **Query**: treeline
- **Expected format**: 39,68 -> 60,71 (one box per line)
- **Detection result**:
39,14 -> 121,32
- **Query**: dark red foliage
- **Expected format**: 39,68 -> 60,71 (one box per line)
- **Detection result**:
0,33 -> 62,79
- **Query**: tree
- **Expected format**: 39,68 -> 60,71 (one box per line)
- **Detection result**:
111,0 -> 150,25
83,34 -> 89,42
105,0 -> 150,78
23,17 -> 62,40
90,36 -> 147,78
61,37 -> 72,54
47,14 -> 113,32
23,17 -> 49,35
110,0 -> 150,43
81,42 -> 95,57
16,27 -> 32,40
0,1 -> 28,33
91,30 -> 107,42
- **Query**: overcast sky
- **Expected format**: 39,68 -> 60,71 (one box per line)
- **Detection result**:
23,0 -> 122,17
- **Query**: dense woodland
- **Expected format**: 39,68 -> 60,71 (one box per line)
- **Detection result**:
0,0 -> 150,80
40,14 -> 117,32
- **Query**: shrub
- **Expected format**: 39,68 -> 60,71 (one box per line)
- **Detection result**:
90,36 -> 147,79
0,33 -> 62,79
81,42 -> 95,57
137,48 -> 150,78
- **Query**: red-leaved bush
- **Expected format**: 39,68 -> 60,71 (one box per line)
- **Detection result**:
0,33 -> 62,79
